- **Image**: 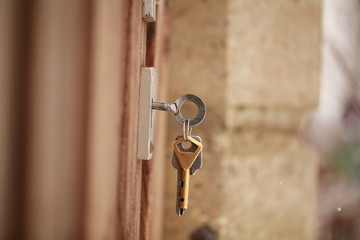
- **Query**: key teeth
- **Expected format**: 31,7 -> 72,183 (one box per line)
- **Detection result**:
178,208 -> 186,216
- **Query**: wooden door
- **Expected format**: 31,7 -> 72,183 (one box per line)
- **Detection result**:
0,1 -> 168,239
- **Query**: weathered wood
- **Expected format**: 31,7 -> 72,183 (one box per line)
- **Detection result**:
85,0 -> 156,239
117,1 -> 147,239
0,0 -> 167,239
141,1 -> 169,240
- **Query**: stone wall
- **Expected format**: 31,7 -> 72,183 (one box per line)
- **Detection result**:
163,1 -> 321,239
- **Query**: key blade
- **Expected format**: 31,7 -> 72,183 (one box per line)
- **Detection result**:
178,208 -> 186,216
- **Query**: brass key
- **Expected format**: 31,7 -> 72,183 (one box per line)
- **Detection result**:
172,135 -> 203,216
173,136 -> 203,216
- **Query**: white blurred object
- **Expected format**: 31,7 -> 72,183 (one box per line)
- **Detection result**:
304,0 -> 360,156
302,1 -> 360,240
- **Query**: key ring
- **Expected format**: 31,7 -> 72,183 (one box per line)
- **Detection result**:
183,119 -> 192,140
152,94 -> 206,127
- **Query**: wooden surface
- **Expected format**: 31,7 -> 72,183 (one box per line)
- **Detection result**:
141,1 -> 169,240
0,0 -> 20,237
85,0 -> 138,239
0,0 -> 168,239
25,0 -> 91,239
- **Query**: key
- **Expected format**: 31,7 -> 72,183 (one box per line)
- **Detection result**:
172,136 -> 203,216
172,136 -> 203,175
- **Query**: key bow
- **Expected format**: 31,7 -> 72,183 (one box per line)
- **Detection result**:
173,136 -> 203,170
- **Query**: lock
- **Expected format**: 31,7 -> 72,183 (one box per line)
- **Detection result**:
137,67 -> 206,160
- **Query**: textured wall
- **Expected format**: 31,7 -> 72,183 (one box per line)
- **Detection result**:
163,0 -> 228,239
164,0 -> 321,239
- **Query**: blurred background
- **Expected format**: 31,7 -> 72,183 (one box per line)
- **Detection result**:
164,0 -> 319,239
164,0 -> 360,239
1,0 -> 359,240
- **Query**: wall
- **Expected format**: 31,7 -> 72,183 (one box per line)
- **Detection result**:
164,0 -> 321,239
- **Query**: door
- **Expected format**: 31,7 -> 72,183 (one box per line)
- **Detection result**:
0,1 -> 168,239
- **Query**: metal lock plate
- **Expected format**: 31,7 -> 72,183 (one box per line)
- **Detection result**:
143,0 -> 157,22
137,67 -> 155,160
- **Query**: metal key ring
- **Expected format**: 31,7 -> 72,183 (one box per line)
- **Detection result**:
173,94 -> 206,126
151,94 -> 206,127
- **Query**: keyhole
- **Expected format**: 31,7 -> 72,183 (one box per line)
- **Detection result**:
180,101 -> 198,120
182,141 -> 192,150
